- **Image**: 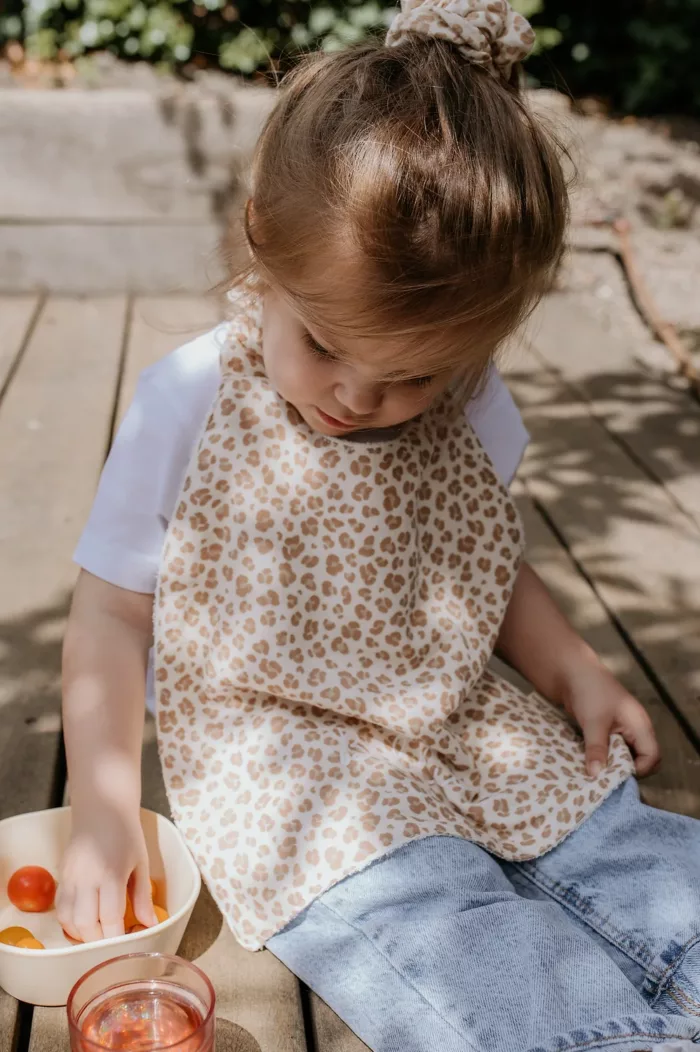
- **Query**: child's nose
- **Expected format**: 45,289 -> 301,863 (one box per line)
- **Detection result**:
335,380 -> 383,417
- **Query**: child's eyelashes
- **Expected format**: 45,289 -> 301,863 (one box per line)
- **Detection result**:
302,331 -> 337,360
302,330 -> 433,389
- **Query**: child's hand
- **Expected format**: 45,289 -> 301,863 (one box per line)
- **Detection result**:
56,807 -> 157,943
559,658 -> 661,779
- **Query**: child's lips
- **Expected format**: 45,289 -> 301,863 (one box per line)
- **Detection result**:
315,407 -> 359,429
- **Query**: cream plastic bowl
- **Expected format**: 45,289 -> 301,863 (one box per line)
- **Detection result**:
0,806 -> 201,1006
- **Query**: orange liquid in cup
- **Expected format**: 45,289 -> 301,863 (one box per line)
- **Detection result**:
75,980 -> 212,1051
68,955 -> 215,1052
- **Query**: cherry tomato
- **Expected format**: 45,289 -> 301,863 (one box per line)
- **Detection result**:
128,923 -> 147,934
153,905 -> 169,925
16,936 -> 44,950
7,866 -> 56,913
124,892 -> 137,930
123,877 -> 162,928
0,926 -> 34,946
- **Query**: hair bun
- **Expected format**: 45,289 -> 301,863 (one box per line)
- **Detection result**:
385,0 -> 535,79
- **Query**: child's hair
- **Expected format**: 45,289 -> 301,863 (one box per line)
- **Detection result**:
235,27 -> 569,384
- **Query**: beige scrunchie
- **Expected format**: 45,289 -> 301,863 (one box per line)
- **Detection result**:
385,0 -> 535,78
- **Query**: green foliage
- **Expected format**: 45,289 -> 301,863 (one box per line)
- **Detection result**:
2,1 -> 699,114
523,1 -> 700,114
9,0 -> 394,75
0,0 -> 24,47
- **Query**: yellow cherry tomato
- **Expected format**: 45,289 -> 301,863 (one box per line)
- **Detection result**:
153,905 -> 169,925
123,892 -> 137,930
0,926 -> 34,946
16,936 -> 44,950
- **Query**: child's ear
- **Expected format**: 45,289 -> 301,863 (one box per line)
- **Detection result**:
245,198 -> 260,245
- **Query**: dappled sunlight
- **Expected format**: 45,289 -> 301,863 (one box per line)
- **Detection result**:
512,369 -> 700,534
507,360 -> 700,745
0,596 -> 68,819
486,729 -> 536,766
0,596 -> 66,710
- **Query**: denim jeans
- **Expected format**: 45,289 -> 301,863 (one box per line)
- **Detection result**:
267,780 -> 700,1052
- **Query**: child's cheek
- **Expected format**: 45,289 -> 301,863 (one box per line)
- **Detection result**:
262,338 -> 311,407
392,387 -> 435,419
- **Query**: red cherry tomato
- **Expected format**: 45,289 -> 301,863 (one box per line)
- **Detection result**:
7,866 -> 56,913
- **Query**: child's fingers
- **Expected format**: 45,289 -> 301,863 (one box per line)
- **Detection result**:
582,717 -> 611,778
99,881 -> 127,940
131,860 -> 158,928
55,882 -> 80,941
622,717 -> 661,778
73,885 -> 103,944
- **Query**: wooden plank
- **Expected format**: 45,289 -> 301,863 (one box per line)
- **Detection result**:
0,297 -> 128,618
504,354 -> 700,745
0,297 -> 126,1050
192,932 -> 308,1052
0,295 -> 41,396
527,293 -> 700,529
0,989 -> 27,1049
117,295 -> 224,425
309,997 -> 371,1052
516,489 -> 700,818
0,296 -> 127,819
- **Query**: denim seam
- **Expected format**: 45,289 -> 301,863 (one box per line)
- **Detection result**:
520,866 -> 700,1007
541,1033 -> 697,1052
651,932 -> 700,999
665,983 -> 700,1016
314,901 -> 694,1052
514,865 -> 655,973
314,898 -> 483,1052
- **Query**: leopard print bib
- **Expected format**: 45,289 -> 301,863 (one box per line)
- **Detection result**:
154,289 -> 633,950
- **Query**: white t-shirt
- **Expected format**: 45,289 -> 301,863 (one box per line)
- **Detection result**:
73,324 -> 528,708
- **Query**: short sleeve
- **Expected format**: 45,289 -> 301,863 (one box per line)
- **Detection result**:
73,326 -> 225,593
466,369 -> 529,486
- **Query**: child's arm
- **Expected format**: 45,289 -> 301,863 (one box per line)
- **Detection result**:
56,570 -> 158,943
496,562 -> 660,779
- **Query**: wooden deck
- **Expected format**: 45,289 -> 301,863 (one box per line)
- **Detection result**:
0,291 -> 698,1050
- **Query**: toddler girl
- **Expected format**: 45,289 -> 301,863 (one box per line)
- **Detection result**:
57,3 -> 700,1050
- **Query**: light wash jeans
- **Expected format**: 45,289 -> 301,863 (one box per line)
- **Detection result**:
268,780 -> 700,1052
